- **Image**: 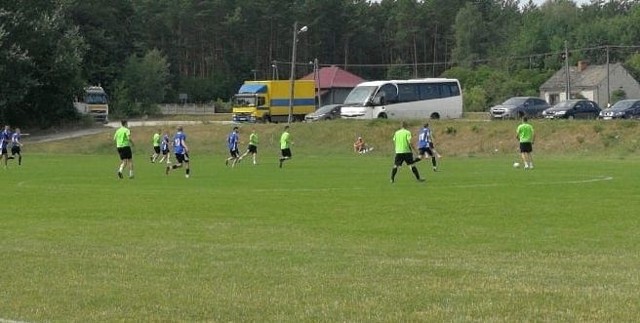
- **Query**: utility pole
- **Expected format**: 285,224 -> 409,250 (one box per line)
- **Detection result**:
564,41 -> 570,101
606,45 -> 611,107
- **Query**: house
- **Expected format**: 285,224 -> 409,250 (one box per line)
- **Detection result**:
301,65 -> 365,106
539,61 -> 640,108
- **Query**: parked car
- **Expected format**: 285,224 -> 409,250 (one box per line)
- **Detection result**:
489,97 -> 550,119
599,99 -> 640,119
304,104 -> 342,122
542,99 -> 601,119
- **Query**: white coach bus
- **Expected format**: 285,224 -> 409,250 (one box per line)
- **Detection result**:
340,78 -> 463,120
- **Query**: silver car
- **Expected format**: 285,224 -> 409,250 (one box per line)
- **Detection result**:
489,97 -> 550,119
304,104 -> 342,122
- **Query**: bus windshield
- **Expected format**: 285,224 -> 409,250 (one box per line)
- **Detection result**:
343,86 -> 377,106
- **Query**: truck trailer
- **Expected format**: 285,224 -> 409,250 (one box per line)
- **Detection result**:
232,80 -> 316,122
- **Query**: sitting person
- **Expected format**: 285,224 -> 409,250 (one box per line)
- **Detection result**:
353,137 -> 372,153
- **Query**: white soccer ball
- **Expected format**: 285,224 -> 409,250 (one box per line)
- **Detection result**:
513,162 -> 520,168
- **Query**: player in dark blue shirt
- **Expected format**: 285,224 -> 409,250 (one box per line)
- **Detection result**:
0,125 -> 12,169
157,131 -> 171,164
165,126 -> 190,178
225,126 -> 241,167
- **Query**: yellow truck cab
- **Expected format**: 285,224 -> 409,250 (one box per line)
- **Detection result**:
232,80 -> 316,123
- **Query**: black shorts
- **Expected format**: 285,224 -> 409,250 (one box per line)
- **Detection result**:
247,144 -> 257,154
161,148 -> 170,155
117,146 -> 132,160
153,146 -> 160,154
11,146 -> 20,155
175,152 -> 189,163
419,147 -> 434,157
229,149 -> 239,158
1,147 -> 7,155
281,148 -> 292,158
394,152 -> 415,166
520,142 -> 533,153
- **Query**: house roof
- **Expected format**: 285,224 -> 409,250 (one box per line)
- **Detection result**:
301,66 -> 365,89
540,62 -> 625,90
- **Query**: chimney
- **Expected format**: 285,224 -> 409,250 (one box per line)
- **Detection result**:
577,60 -> 588,72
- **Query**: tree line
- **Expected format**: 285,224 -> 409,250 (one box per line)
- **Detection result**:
2,0 -> 640,127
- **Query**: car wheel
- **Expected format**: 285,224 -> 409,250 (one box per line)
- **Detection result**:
430,113 -> 440,120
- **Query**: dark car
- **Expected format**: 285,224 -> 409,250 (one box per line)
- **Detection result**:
489,97 -> 550,119
599,99 -> 640,119
542,99 -> 601,119
304,104 -> 342,122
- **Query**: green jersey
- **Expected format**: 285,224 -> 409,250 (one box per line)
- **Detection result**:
249,132 -> 258,146
152,133 -> 161,146
393,128 -> 412,153
114,126 -> 131,148
280,131 -> 291,149
516,122 -> 534,143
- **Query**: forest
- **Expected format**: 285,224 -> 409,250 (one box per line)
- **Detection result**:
2,0 -> 640,127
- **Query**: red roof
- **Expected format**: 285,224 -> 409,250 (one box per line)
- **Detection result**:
301,66 -> 365,89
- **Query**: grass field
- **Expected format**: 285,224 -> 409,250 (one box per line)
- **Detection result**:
1,144 -> 639,321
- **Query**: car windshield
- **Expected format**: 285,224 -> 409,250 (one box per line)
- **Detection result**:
502,98 -> 527,105
315,105 -> 337,114
552,101 -> 575,109
343,86 -> 376,106
610,100 -> 635,111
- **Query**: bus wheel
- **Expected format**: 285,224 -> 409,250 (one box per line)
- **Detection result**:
377,113 -> 387,119
430,113 -> 440,120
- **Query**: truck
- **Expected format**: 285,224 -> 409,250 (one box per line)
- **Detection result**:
73,86 -> 109,123
232,80 -> 316,122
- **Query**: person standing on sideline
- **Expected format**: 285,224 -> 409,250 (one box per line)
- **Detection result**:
10,127 -> 23,165
1,125 -> 12,169
114,120 -> 134,179
150,129 -> 161,163
278,125 -> 293,168
516,117 -> 535,169
166,125 -> 190,178
415,123 -> 438,171
238,128 -> 259,165
225,126 -> 241,167
391,121 -> 424,183
157,130 -> 171,164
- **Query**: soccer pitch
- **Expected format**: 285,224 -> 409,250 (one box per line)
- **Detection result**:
1,153 -> 639,322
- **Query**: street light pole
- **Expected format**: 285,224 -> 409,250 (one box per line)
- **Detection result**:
288,22 -> 308,124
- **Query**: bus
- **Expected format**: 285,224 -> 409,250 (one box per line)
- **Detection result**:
340,78 -> 463,120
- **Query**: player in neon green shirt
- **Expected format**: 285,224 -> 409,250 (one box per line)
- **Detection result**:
239,128 -> 259,165
114,120 -> 134,179
516,117 -> 535,169
150,129 -> 161,163
390,121 -> 424,183
278,125 -> 292,168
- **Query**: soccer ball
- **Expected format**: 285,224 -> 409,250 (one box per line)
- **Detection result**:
513,162 -> 520,168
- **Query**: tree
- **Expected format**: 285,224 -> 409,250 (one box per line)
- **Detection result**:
115,49 -> 170,117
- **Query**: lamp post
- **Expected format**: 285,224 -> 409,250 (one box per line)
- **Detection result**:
288,22 -> 308,124
271,61 -> 279,80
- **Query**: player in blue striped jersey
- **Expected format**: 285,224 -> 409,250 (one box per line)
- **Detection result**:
165,126 -> 190,178
415,123 -> 439,171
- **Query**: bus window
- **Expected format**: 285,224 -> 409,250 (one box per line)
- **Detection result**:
441,82 -> 460,98
398,84 -> 418,102
377,83 -> 398,103
418,84 -> 440,100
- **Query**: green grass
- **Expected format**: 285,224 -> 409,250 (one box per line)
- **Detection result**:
1,151 -> 639,322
